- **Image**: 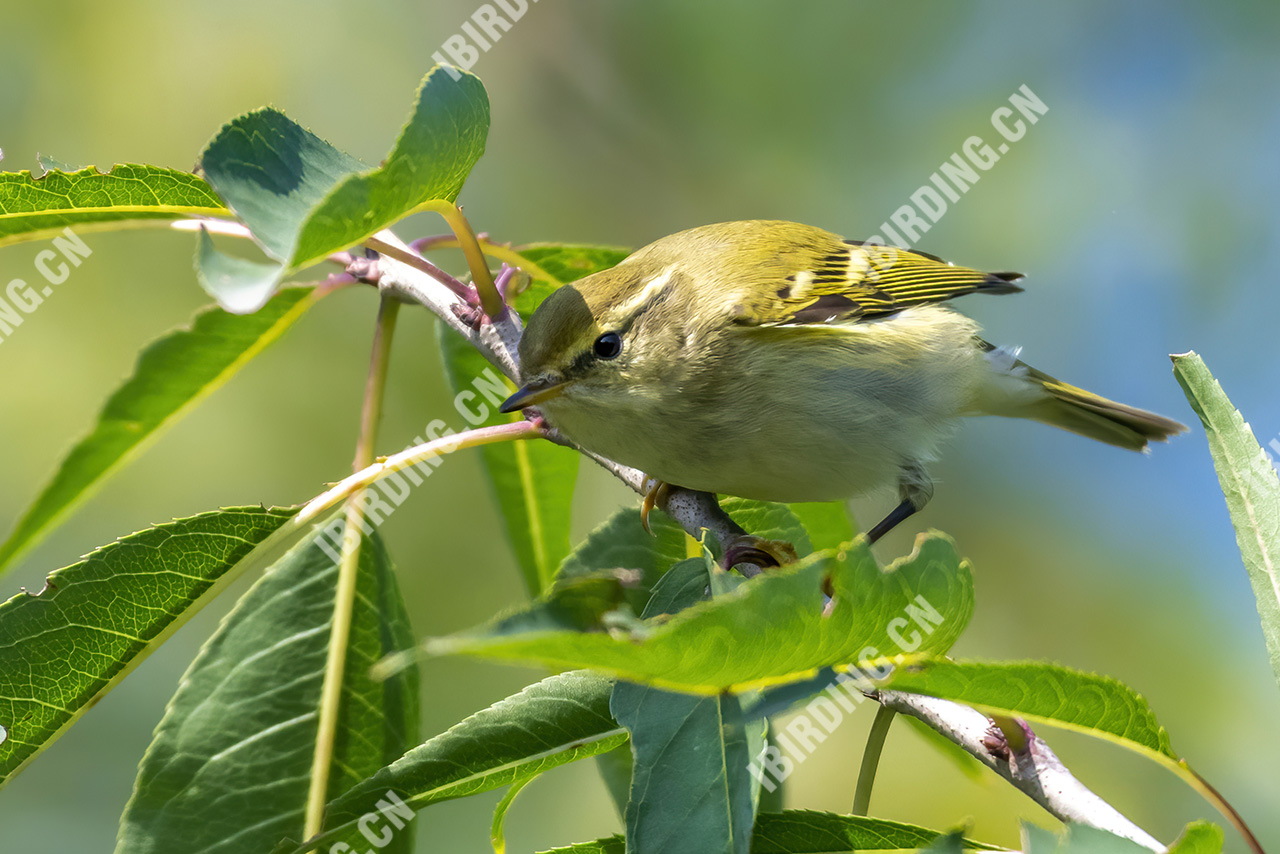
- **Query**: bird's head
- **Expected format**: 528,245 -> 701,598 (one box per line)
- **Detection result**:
499,254 -> 690,416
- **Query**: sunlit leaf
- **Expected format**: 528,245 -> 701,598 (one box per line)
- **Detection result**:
884,658 -> 1176,762
197,65 -> 489,312
511,243 -> 630,289
116,522 -> 418,854
0,507 -> 296,789
0,164 -> 227,248
1166,821 -> 1225,854
491,775 -> 535,854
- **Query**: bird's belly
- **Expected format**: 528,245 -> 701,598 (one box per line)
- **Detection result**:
548,369 -> 963,503
645,391 -> 943,502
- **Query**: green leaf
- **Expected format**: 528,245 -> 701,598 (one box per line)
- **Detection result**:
440,327 -> 578,596
1021,824 -> 1061,854
536,812 -> 1007,853
195,227 -> 294,315
289,671 -> 626,854
0,506 -> 296,789
197,66 -> 489,313
884,659 -> 1178,763
555,506 -> 692,611
1022,820 -> 1222,854
291,68 -> 488,268
429,533 -> 973,694
116,520 -> 418,854
503,243 -> 630,330
0,287 -> 322,575
0,164 -> 227,248
612,558 -> 763,854
199,109 -> 366,263
1172,352 -> 1280,689
756,726 -> 786,814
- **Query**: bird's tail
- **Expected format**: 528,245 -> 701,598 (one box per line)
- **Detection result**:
974,341 -> 1187,451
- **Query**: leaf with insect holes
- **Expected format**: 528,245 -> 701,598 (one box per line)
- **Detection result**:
0,164 -> 227,247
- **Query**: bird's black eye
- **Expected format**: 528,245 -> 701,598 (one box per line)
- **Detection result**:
593,332 -> 622,360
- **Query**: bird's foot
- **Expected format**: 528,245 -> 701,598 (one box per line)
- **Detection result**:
722,534 -> 798,577
640,479 -> 672,535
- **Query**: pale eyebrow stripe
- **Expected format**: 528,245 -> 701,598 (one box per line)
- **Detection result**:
614,265 -> 676,319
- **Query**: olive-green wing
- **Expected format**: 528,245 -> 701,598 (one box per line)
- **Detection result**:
735,238 -> 1024,327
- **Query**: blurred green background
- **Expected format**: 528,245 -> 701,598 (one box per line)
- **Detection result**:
1,1 -> 1278,851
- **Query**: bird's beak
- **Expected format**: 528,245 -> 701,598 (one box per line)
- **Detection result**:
499,378 -> 566,413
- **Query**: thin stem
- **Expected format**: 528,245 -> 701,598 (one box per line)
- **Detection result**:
413,235 -> 561,287
294,420 -> 544,530
1184,765 -> 1264,854
490,776 -> 535,854
372,243 -> 524,381
302,296 -> 401,842
364,233 -> 475,303
412,200 -> 504,317
851,706 -> 895,816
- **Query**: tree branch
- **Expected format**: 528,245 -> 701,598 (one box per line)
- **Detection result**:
875,692 -> 1162,850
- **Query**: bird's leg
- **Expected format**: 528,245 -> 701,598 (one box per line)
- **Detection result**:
867,461 -> 934,544
645,484 -> 797,576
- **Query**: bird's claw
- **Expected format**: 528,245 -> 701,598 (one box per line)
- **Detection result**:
722,534 -> 798,575
640,479 -> 672,535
